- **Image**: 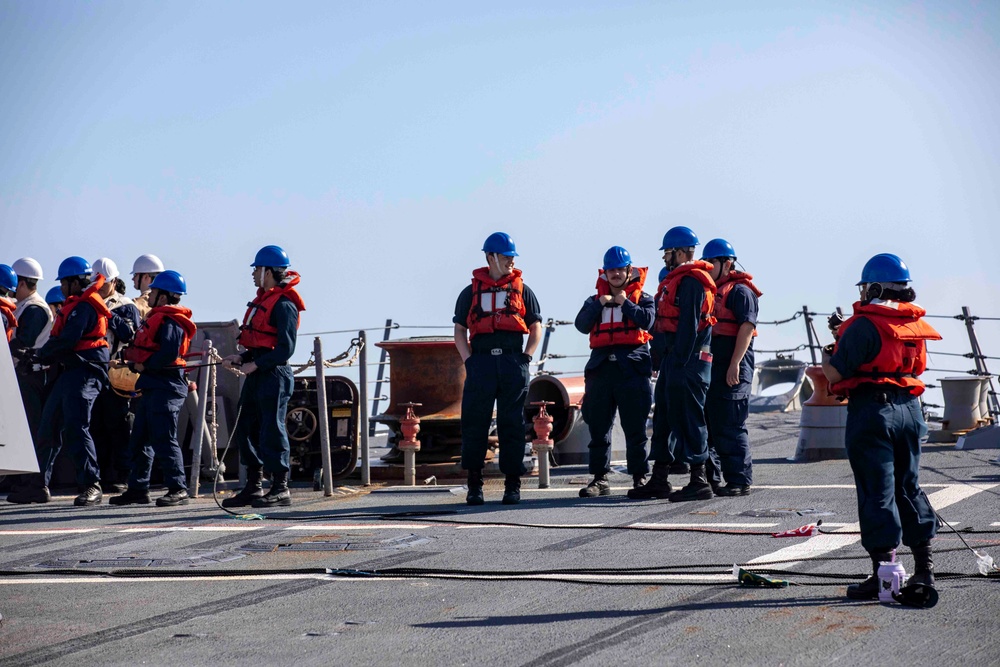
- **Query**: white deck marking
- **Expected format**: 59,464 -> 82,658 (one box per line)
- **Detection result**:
747,484 -> 996,568
0,528 -> 99,535
283,524 -> 431,530
118,526 -> 264,532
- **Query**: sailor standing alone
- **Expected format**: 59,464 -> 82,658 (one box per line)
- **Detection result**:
454,232 -> 542,505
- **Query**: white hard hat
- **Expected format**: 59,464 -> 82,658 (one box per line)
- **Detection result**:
131,253 -> 165,275
11,257 -> 44,280
91,257 -> 120,281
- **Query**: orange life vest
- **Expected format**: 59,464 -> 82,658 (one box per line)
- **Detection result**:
712,271 -> 762,337
125,305 -> 198,367
589,267 -> 653,349
238,272 -> 306,350
830,300 -> 942,397
0,297 -> 16,343
49,274 -> 111,351
654,261 -> 717,333
466,268 -> 529,339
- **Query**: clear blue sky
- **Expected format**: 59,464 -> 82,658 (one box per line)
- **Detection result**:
2,1 -> 998,406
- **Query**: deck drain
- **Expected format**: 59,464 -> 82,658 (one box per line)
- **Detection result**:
740,508 -> 835,518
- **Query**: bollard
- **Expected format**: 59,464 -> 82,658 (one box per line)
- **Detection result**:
793,366 -> 848,461
398,402 -> 422,486
531,400 -> 555,489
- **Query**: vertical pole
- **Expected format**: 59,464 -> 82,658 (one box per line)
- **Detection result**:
962,306 -> 1000,419
536,318 -> 556,374
315,337 -> 334,496
188,341 -> 212,498
369,318 -> 393,436
803,306 -> 819,365
359,330 -> 371,486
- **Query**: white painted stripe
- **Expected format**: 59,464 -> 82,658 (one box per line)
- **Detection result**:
629,522 -> 780,529
0,573 -> 734,585
747,484 -> 997,568
118,526 -> 264,532
283,524 -> 431,530
0,528 -> 99,535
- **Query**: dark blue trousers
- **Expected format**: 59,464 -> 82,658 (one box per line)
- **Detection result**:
582,359 -> 651,476
460,352 -> 529,476
649,359 -> 711,465
93,388 -> 133,483
36,366 -> 103,487
845,388 -> 937,552
17,369 -> 47,447
127,389 -> 187,491
705,395 -> 752,486
235,366 -> 294,474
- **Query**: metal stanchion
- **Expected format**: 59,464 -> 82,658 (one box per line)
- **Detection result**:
359,330 -> 371,486
188,340 -> 212,498
315,337 -> 334,496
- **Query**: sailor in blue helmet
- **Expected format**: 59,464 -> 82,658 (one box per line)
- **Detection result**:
111,270 -> 197,507
701,239 -> 761,496
222,245 -> 306,508
454,232 -> 542,505
45,285 -> 66,319
8,257 -> 112,506
629,226 -> 717,502
574,246 -> 655,496
822,253 -> 942,608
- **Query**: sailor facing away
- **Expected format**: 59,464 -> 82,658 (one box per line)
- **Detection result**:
822,252 -> 941,608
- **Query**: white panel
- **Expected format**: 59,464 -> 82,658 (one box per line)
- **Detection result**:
0,343 -> 40,474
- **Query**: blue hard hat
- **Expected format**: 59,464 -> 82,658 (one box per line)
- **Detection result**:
602,246 -> 632,270
659,226 -> 699,250
57,256 -> 92,280
0,264 -> 17,293
45,285 -> 65,304
149,270 -> 188,295
857,253 -> 911,285
482,232 -> 518,257
252,245 -> 291,268
657,267 -> 668,283
702,238 -> 736,260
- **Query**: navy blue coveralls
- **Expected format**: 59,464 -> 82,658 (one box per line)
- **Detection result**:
650,275 -> 712,466
574,292 -> 655,477
35,301 -> 109,488
454,285 -> 541,476
830,318 -> 937,552
235,297 -> 298,475
705,283 -> 758,488
10,302 -> 51,447
93,303 -> 142,485
127,318 -> 189,492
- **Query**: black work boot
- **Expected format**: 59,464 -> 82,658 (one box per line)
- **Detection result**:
668,464 -> 714,502
896,542 -> 939,608
109,488 -> 152,505
156,488 -> 190,507
627,462 -> 672,499
74,483 -> 103,507
846,551 -> 892,600
466,469 -> 484,506
221,467 -> 264,508
501,475 -> 521,505
252,471 -> 291,507
579,474 -> 611,498
6,475 -> 51,504
716,483 -> 751,497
